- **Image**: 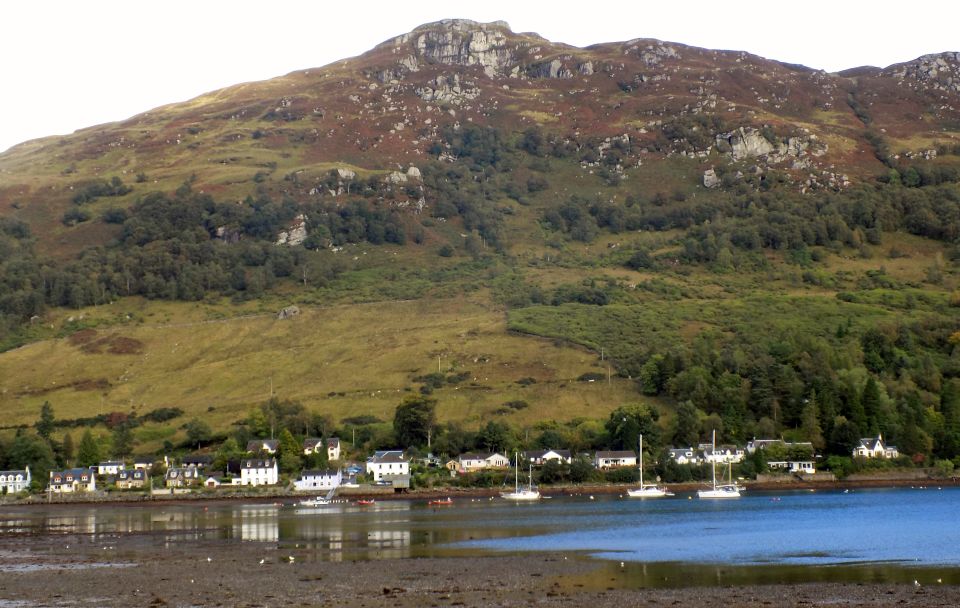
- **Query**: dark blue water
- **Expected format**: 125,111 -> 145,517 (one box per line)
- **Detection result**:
456,487 -> 960,566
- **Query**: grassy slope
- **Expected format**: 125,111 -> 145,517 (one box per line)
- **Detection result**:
0,293 -> 639,448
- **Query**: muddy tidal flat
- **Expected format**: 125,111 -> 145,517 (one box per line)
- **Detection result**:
0,539 -> 957,608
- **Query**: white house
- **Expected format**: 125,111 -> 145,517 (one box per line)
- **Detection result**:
302,437 -> 324,455
294,468 -> 343,492
522,449 -> 572,466
594,450 -> 637,470
853,434 -> 899,459
327,438 -> 341,461
97,461 -> 125,476
700,444 -> 745,464
240,459 -> 279,486
0,467 -> 30,494
49,468 -> 96,493
745,438 -> 814,455
457,452 -> 510,472
366,450 -> 409,481
768,461 -> 817,474
668,448 -> 699,465
133,458 -> 154,471
246,440 -> 279,455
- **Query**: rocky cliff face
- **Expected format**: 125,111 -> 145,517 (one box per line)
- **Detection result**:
884,52 -> 960,94
387,19 -> 520,77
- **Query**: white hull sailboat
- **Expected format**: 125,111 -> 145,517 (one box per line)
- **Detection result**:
501,453 -> 541,501
298,485 -> 340,507
627,434 -> 673,498
697,430 -> 741,499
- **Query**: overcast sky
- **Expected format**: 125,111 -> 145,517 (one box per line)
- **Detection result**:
1,1 -> 958,153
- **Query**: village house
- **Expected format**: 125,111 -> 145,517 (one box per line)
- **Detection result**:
246,439 -> 279,455
745,438 -> 814,455
302,437 -> 324,455
0,467 -> 30,494
115,469 -> 148,489
366,450 -> 409,481
594,450 -> 637,470
133,458 -> 154,471
294,468 -> 342,492
240,458 -> 278,486
165,466 -> 201,488
203,471 -> 232,488
701,444 -> 745,464
181,454 -> 213,469
522,449 -> 572,466
668,448 -> 699,465
326,438 -> 341,461
97,460 -> 125,476
49,469 -> 96,493
853,434 -> 899,459
457,452 -> 510,472
767,460 -> 817,474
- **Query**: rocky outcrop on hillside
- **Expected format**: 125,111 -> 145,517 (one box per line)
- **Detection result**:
388,19 -> 519,78
884,52 -> 960,94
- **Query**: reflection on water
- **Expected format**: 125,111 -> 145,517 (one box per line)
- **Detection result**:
560,560 -> 960,590
2,487 -> 960,586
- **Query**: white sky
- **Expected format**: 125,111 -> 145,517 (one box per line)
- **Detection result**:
1,0 -> 958,153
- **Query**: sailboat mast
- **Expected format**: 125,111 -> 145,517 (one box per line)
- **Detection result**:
639,434 -> 644,487
711,430 -> 717,490
515,452 -> 520,492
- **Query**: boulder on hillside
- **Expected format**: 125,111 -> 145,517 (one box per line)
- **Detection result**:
277,306 -> 300,320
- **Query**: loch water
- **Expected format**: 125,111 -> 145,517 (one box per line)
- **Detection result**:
3,487 -> 958,586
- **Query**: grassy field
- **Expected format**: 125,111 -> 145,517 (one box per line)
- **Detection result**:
0,294 -> 640,449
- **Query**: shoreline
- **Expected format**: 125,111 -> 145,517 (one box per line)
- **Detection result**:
3,475 -> 957,509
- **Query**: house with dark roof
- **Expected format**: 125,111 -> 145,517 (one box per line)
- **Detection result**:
181,454 -> 214,468
165,466 -> 201,488
246,439 -> 279,455
240,458 -> 278,486
668,448 -> 698,465
49,468 -> 96,493
0,467 -> 30,494
302,437 -> 324,455
116,469 -> 148,489
96,461 -> 125,476
853,434 -> 899,459
294,469 -> 342,491
457,452 -> 509,472
522,449 -> 572,466
326,437 -> 341,461
700,444 -> 745,464
366,450 -> 408,481
593,450 -> 637,470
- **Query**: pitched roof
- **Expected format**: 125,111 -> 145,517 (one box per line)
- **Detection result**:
246,439 -> 279,452
300,469 -> 341,477
523,449 -> 572,459
595,450 -> 636,459
182,454 -> 213,465
302,437 -> 324,448
242,458 -> 277,469
369,451 -> 406,464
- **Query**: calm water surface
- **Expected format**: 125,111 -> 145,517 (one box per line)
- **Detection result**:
2,487 -> 958,585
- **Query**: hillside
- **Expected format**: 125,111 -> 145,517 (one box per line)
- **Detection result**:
0,20 -> 958,463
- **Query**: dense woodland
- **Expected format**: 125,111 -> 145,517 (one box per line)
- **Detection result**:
2,124 -> 960,481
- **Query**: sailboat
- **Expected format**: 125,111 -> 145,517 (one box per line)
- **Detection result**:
627,434 -> 673,498
298,485 -> 339,507
500,452 -> 541,501
697,430 -> 741,499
